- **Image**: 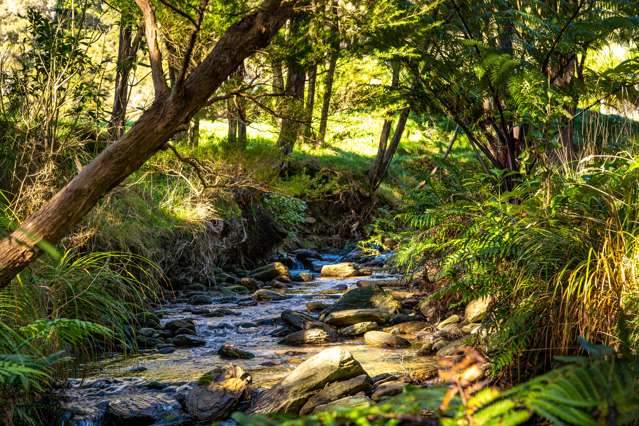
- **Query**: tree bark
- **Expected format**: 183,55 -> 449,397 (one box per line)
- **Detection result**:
0,0 -> 301,287
303,63 -> 317,143
317,0 -> 340,146
276,16 -> 306,159
368,62 -> 400,191
108,20 -> 142,141
369,107 -> 409,192
135,0 -> 169,98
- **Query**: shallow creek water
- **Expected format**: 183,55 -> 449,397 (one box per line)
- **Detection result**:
59,258 -> 434,425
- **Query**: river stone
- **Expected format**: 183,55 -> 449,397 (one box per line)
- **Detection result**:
184,366 -> 250,421
279,328 -> 334,346
356,278 -> 401,288
190,294 -> 213,305
436,314 -> 461,330
320,262 -> 360,278
291,271 -> 314,282
465,296 -> 493,323
164,319 -> 196,335
171,334 -> 206,348
418,298 -> 438,322
307,302 -> 329,312
312,395 -> 373,414
363,331 -> 411,348
281,310 -> 325,330
371,381 -> 405,401
249,262 -> 290,282
339,321 -> 378,336
299,374 -> 371,415
252,289 -> 288,302
203,308 -> 240,317
323,309 -> 389,327
384,321 -> 428,335
218,344 -> 255,359
105,393 -> 185,425
320,286 -> 400,320
248,347 -> 366,414
436,324 -> 464,340
408,365 -> 437,383
436,339 -> 468,356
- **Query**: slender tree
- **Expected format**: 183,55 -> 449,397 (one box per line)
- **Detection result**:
317,0 -> 339,146
108,16 -> 142,141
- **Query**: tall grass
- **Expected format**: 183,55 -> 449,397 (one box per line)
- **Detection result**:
393,152 -> 639,376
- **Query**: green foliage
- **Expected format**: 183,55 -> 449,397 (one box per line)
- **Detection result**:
391,152 -> 639,374
262,193 -> 307,236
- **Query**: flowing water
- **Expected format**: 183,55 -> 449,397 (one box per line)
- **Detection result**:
58,255 -> 433,425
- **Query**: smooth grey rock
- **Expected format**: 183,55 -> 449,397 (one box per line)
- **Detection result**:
249,347 -> 366,415
184,366 -> 250,421
465,296 -> 493,323
339,321 -> 378,336
363,331 -> 411,348
320,262 -> 359,278
279,328 -> 335,346
300,374 -> 370,415
323,309 -> 389,327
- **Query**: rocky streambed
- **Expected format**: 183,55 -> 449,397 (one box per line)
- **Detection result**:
57,250 -> 489,425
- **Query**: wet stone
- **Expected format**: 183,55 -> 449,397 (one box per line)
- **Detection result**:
171,334 -> 206,348
218,344 -> 255,360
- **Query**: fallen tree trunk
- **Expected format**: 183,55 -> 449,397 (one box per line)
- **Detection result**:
0,0 -> 301,287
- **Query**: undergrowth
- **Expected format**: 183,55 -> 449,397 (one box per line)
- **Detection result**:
386,152 -> 639,377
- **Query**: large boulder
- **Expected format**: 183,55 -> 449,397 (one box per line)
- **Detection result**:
184,366 -> 250,422
320,262 -> 360,278
323,309 -> 389,327
249,347 -> 366,414
363,331 -> 411,348
465,296 -> 493,323
299,374 -> 371,415
320,287 -> 400,320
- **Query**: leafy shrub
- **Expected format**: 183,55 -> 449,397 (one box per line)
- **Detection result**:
262,193 -> 307,235
391,153 -> 639,374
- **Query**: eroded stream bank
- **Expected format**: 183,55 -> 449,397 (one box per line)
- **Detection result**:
57,249 -> 487,425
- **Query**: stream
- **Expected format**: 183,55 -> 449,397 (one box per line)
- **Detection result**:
57,252 -> 436,425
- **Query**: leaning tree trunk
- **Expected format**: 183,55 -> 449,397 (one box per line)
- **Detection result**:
369,107 -> 409,192
317,0 -> 340,146
0,0 -> 300,287
108,20 -> 142,141
368,61 -> 400,191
